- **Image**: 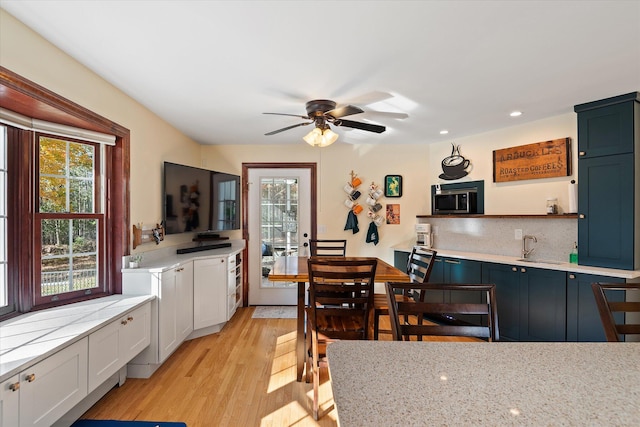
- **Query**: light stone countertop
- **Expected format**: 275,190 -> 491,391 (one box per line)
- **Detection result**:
392,245 -> 640,279
328,340 -> 640,426
123,239 -> 245,272
0,294 -> 154,381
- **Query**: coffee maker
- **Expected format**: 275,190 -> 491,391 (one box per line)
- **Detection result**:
415,223 -> 433,248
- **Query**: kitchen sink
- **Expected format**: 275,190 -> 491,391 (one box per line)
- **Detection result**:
516,258 -> 564,265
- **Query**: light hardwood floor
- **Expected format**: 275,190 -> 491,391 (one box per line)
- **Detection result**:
80,307 -> 339,426
79,306 -> 475,426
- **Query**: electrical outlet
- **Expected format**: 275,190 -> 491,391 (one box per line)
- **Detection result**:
515,229 -> 523,240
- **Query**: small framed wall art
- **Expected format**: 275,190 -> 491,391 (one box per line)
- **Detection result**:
384,175 -> 402,197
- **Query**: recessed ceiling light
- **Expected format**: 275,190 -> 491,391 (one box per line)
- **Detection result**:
439,130 -> 449,135
510,111 -> 522,117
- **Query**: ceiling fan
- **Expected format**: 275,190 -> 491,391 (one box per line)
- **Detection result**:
263,99 -> 386,147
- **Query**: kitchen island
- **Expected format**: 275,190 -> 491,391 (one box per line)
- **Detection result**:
328,340 -> 640,426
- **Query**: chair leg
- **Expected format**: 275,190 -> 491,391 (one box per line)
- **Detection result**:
373,311 -> 380,340
312,334 -> 320,420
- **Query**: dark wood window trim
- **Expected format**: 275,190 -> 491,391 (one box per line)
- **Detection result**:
0,66 -> 130,319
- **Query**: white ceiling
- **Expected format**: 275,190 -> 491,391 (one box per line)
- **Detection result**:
2,1 -> 639,146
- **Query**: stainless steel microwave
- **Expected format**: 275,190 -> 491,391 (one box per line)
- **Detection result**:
433,189 -> 478,214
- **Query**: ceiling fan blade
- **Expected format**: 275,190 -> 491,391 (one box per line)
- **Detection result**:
336,119 -> 386,134
263,112 -> 310,119
344,91 -> 394,106
325,104 -> 364,119
361,110 -> 409,120
264,122 -> 312,136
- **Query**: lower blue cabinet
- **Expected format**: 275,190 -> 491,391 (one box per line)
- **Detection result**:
394,251 -> 629,342
566,273 -> 624,342
482,263 -> 566,341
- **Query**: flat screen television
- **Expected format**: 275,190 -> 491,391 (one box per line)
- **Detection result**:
163,162 -> 241,235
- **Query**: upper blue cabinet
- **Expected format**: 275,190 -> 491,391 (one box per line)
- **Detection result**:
574,92 -> 639,270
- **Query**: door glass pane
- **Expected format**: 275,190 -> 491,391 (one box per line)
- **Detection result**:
260,177 -> 299,289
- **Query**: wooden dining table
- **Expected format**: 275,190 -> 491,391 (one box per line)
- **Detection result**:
268,256 -> 410,382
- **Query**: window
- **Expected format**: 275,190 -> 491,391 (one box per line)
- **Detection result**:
0,67 -> 130,320
36,135 -> 105,304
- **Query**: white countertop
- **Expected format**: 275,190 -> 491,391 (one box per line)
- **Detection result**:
0,294 -> 154,381
328,340 -> 640,426
123,240 -> 245,272
393,246 -> 640,279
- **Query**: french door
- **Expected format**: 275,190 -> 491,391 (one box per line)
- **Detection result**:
244,164 -> 316,306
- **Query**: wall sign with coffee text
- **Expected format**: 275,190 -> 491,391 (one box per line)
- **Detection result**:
493,138 -> 571,183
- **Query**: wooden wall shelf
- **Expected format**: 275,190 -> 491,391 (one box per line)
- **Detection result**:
132,223 -> 165,249
416,214 -> 578,219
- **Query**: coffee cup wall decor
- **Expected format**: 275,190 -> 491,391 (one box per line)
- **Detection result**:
440,143 -> 472,180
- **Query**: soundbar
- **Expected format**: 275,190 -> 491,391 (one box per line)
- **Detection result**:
176,242 -> 232,254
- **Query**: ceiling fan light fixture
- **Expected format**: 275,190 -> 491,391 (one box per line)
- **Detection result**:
303,127 -> 338,147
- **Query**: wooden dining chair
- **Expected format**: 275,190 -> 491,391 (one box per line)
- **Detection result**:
386,282 -> 499,342
309,239 -> 347,256
306,257 -> 377,420
373,247 -> 437,339
591,282 -> 640,342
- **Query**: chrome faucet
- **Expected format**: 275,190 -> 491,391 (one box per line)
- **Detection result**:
522,235 -> 537,259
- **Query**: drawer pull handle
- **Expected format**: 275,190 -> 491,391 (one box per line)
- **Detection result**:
121,319 -> 128,325
520,268 -> 526,273
444,259 -> 461,265
569,274 -> 576,279
579,214 -> 585,219
25,373 -> 35,383
128,316 -> 133,322
511,267 -> 517,272
579,151 -> 586,156
9,382 -> 20,392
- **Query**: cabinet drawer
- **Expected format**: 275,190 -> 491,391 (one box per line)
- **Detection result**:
88,303 -> 151,392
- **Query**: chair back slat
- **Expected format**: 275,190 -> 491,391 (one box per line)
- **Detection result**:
592,282 -> 640,342
308,257 -> 377,340
406,247 -> 437,284
309,239 -> 347,257
397,301 -> 490,316
386,282 -> 499,342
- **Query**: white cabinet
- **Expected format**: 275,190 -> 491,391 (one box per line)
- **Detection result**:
176,260 -> 194,343
158,261 -> 193,362
193,257 -> 227,329
0,375 -> 19,427
123,261 -> 194,377
88,303 -> 151,393
193,251 -> 243,330
227,252 -> 243,318
19,338 -> 88,427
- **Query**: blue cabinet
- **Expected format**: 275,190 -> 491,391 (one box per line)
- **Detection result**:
482,263 -> 566,341
574,92 -> 640,270
577,154 -> 634,269
566,273 -> 624,342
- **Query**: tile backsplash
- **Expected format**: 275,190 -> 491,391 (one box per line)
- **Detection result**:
420,217 -> 577,263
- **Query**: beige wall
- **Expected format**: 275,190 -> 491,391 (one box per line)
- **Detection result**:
2,9 -> 579,264
1,9 -> 202,251
428,113 -> 578,215
203,112 -> 577,264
